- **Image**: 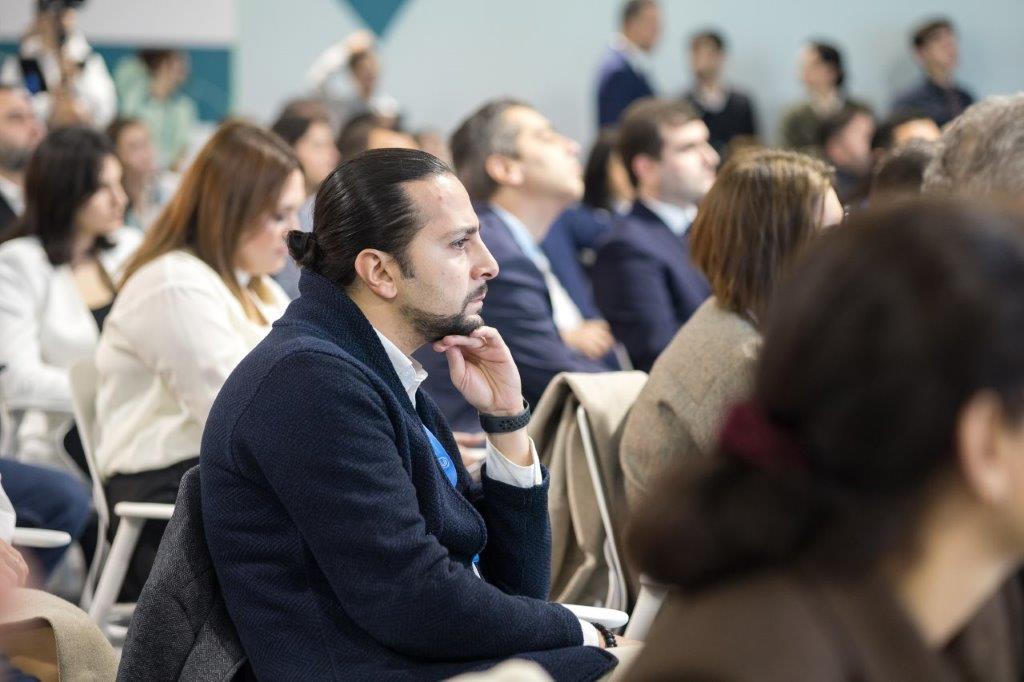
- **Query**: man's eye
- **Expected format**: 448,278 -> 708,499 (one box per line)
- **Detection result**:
452,238 -> 469,249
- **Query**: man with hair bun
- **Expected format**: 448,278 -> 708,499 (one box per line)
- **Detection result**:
201,148 -> 629,680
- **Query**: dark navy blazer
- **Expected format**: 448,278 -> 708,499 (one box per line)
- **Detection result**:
200,270 -> 614,681
596,47 -> 655,128
540,205 -> 614,320
592,201 -> 711,372
416,205 -> 612,432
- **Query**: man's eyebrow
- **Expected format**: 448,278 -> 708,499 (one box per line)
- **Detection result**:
444,225 -> 480,239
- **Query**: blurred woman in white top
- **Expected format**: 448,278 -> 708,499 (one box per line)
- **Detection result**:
0,125 -> 138,468
94,119 -> 303,597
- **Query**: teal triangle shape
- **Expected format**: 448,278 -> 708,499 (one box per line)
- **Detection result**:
341,0 -> 410,37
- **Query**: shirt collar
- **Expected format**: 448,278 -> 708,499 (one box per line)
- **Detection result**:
373,327 -> 428,407
642,198 -> 697,237
489,204 -> 551,269
615,34 -> 651,74
0,176 -> 24,216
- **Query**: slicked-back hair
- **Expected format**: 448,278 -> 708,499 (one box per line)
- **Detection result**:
449,98 -> 529,202
617,98 -> 700,188
289,147 -> 454,289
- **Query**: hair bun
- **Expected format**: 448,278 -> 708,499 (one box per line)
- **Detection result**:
286,230 -> 321,269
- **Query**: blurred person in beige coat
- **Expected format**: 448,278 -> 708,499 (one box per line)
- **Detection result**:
619,148 -> 841,509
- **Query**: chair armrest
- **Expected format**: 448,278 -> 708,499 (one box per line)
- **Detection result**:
113,502 -> 174,520
11,527 -> 72,549
561,603 -> 629,629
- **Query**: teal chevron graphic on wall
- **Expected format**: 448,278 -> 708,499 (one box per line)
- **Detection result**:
341,0 -> 410,36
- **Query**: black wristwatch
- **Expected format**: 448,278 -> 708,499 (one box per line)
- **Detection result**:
593,623 -> 617,648
478,398 -> 531,434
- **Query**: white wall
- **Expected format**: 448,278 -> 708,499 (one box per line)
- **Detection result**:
0,0 -> 236,45
236,0 -> 1024,147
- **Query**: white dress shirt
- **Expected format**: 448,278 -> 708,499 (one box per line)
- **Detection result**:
94,250 -> 289,480
371,329 -> 601,646
490,205 -> 585,333
642,198 -> 698,238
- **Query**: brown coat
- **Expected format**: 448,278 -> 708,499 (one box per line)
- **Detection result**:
626,567 -> 1024,681
620,299 -> 760,510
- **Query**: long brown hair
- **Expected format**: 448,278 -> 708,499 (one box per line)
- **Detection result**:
121,119 -> 299,321
690,148 -> 834,321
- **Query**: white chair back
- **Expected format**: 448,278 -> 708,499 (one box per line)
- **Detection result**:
69,359 -> 108,608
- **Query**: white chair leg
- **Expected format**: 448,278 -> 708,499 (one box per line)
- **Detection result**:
88,517 -> 144,626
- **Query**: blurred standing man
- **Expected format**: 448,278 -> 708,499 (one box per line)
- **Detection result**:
683,30 -> 759,158
596,0 -> 661,128
891,18 -> 974,127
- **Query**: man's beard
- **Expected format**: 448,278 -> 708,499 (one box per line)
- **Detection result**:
0,144 -> 32,174
403,284 -> 487,343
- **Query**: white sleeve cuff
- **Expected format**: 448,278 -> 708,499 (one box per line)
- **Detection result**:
579,618 -> 602,647
483,437 -> 542,487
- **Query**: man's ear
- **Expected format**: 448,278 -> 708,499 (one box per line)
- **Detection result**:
484,153 -> 525,189
353,249 -> 399,300
632,153 -> 658,189
957,391 -> 1012,505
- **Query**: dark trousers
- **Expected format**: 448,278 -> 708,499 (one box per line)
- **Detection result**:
105,457 -> 198,600
0,458 -> 91,576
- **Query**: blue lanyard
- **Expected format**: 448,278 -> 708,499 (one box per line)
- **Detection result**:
422,425 -> 480,568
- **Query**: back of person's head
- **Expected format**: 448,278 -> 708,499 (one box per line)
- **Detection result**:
336,113 -> 416,161
808,41 -> 845,89
871,110 -> 940,151
817,103 -> 873,149
922,94 -> 1024,198
289,148 -> 452,290
621,0 -> 656,27
870,140 -> 937,201
630,198 -> 1024,591
449,98 -> 531,202
617,97 -> 700,188
270,112 -> 326,148
913,17 -> 954,49
690,148 -> 835,320
3,125 -> 118,265
122,119 -> 299,300
275,98 -> 330,123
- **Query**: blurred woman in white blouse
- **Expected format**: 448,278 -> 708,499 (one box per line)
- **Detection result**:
0,125 -> 139,467
94,119 -> 303,596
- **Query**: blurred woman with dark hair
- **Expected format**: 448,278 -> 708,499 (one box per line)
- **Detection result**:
93,119 -> 303,597
621,148 -> 839,509
0,125 -> 138,464
629,199 -> 1024,680
780,41 -> 865,150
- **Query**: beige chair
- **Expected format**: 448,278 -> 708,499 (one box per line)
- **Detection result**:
68,360 -> 174,638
